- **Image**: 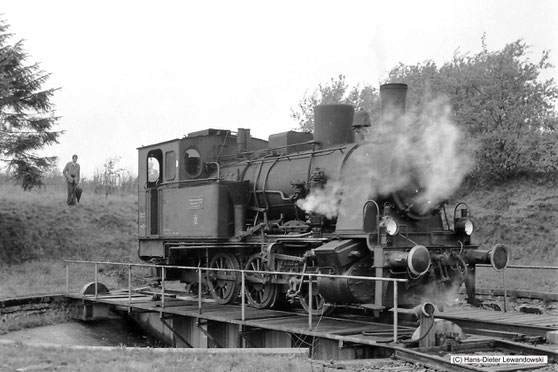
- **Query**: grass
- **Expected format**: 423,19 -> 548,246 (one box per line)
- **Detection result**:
0,344 -> 314,372
457,178 -> 558,266
0,184 -> 138,261
457,178 -> 558,294
0,183 -> 142,298
476,266 -> 558,293
0,261 -> 153,298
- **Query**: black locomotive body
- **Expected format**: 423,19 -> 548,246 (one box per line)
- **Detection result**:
137,83 -> 508,314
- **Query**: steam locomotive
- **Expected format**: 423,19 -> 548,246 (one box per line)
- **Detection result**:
137,83 -> 508,314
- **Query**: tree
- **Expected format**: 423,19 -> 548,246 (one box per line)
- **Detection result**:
94,156 -> 132,197
290,74 -> 380,132
292,38 -> 558,184
388,38 -> 558,182
0,18 -> 61,190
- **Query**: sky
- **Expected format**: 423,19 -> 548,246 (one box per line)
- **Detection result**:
2,0 -> 557,178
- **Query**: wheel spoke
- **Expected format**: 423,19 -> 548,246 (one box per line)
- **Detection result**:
207,252 -> 240,305
299,279 -> 334,316
245,253 -> 278,309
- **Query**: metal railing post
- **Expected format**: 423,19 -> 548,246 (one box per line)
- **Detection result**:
128,264 -> 132,312
65,262 -> 69,294
503,268 -> 507,312
94,262 -> 98,299
308,273 -> 313,331
198,267 -> 203,313
241,270 -> 246,322
161,266 -> 166,309
393,280 -> 398,343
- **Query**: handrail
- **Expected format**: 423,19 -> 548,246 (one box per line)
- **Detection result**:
64,259 -> 408,343
477,264 -> 558,270
64,259 -> 409,283
475,264 -> 558,312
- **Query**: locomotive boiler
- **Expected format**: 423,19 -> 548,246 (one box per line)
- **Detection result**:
137,83 -> 509,314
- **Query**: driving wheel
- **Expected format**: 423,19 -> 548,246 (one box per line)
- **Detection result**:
245,253 -> 278,309
207,251 -> 240,304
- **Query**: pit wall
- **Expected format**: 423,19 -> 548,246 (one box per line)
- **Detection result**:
128,311 -> 386,359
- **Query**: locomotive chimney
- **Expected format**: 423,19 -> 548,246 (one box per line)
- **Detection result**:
380,83 -> 408,122
313,104 -> 355,149
237,128 -> 250,153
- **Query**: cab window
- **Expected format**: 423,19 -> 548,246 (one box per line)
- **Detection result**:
147,157 -> 160,183
184,148 -> 202,178
165,151 -> 176,181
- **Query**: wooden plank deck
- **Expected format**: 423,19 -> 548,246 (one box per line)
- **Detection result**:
66,292 -> 415,345
395,305 -> 557,332
67,291 -> 557,344
442,307 -> 558,329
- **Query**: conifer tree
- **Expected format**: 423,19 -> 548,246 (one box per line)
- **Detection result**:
0,18 -> 61,190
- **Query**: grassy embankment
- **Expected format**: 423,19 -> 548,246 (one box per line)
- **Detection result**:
0,184 -> 143,298
0,344 -> 314,372
0,178 -> 557,298
458,178 -> 558,292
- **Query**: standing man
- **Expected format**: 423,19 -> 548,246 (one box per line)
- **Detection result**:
63,154 -> 80,205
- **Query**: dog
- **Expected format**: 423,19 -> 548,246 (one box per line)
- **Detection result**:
76,186 -> 83,204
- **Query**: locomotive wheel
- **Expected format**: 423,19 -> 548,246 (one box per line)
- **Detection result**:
245,254 -> 278,309
207,252 -> 241,304
299,279 -> 334,316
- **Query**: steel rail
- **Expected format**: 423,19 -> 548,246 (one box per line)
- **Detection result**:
394,338 -> 558,371
394,346 -> 486,372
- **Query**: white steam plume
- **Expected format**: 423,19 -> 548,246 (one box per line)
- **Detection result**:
296,181 -> 342,219
297,96 -> 475,218
379,97 -> 475,213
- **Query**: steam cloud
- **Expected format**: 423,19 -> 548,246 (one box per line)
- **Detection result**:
297,97 -> 475,218
296,181 -> 342,219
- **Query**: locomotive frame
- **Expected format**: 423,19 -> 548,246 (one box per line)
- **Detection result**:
137,83 -> 509,315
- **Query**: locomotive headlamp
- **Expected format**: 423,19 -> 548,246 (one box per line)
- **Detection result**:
384,217 -> 399,236
455,218 -> 474,235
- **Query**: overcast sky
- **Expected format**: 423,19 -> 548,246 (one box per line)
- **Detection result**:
2,0 -> 557,177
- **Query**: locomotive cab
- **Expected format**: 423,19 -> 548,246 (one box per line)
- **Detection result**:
137,130 -> 268,261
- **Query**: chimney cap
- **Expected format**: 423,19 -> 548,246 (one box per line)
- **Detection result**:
380,83 -> 408,91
